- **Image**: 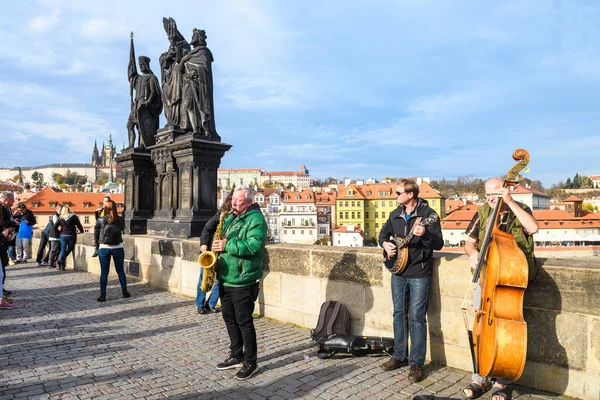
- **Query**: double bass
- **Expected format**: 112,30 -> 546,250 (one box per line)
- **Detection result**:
464,149 -> 530,381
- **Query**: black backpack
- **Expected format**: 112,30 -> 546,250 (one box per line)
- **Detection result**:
310,300 -> 350,341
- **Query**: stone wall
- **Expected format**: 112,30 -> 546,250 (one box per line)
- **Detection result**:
34,235 -> 600,400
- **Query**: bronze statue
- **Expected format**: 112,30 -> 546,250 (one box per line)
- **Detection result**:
127,34 -> 163,149
178,29 -> 220,141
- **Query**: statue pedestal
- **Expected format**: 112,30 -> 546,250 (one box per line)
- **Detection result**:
147,128 -> 231,238
115,147 -> 155,234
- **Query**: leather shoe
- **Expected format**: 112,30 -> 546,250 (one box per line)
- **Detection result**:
206,306 -> 221,314
197,306 -> 208,314
381,357 -> 408,371
408,364 -> 424,382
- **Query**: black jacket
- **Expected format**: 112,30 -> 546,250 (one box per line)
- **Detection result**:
378,198 -> 444,278
200,211 -> 222,246
94,215 -> 125,248
13,208 -> 36,226
54,213 -> 85,237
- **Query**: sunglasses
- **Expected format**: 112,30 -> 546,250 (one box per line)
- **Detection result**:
396,191 -> 407,196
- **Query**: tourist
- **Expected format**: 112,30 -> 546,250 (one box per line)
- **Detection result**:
13,202 -> 36,263
196,191 -> 233,315
53,204 -> 84,271
94,199 -> 129,302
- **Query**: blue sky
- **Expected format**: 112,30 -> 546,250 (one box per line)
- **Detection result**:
1,0 -> 599,187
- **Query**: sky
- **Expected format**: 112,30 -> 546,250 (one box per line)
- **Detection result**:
1,0 -> 600,188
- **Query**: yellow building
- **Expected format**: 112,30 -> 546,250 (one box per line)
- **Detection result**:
335,181 -> 446,240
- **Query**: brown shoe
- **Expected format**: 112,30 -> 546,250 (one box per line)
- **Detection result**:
381,357 -> 408,371
408,364 -> 424,382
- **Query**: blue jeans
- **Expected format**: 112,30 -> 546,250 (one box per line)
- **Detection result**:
196,268 -> 219,308
98,248 -> 127,294
59,236 -> 76,267
391,275 -> 431,367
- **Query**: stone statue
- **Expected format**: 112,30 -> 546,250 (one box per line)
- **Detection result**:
178,29 -> 220,141
160,17 -> 190,128
127,34 -> 163,149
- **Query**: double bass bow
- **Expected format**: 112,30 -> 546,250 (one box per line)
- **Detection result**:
463,149 -> 530,382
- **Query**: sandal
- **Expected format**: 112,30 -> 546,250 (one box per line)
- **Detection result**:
491,385 -> 510,400
462,382 -> 486,399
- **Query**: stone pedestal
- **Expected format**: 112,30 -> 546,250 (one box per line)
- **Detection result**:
115,148 -> 155,234
147,127 -> 231,238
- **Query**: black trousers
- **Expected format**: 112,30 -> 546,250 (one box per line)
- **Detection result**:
48,240 -> 61,266
0,244 -> 7,284
36,231 -> 50,263
220,282 -> 260,363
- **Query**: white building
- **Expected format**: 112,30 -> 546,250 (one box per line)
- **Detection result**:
217,165 -> 310,189
279,188 -> 317,244
510,185 -> 551,210
255,189 -> 283,243
0,163 -> 98,185
332,225 -> 364,247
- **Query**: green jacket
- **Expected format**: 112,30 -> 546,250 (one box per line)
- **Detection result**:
476,202 -> 539,281
217,203 -> 267,287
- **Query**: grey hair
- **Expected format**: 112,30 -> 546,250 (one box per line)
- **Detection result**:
0,192 -> 14,201
235,185 -> 254,202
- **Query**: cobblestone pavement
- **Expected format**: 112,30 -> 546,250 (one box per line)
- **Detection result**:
0,263 -> 568,400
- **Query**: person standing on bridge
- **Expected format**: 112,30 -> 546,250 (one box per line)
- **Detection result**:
212,186 -> 267,381
94,199 -> 130,302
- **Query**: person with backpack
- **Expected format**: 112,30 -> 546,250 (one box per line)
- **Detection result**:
13,202 -> 36,263
378,179 -> 444,383
53,204 -> 84,271
461,177 -> 539,400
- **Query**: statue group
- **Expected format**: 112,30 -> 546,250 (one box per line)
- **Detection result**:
127,17 -> 220,150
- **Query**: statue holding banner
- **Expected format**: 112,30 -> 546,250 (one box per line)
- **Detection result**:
126,33 -> 163,149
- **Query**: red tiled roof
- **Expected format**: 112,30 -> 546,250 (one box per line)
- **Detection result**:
22,186 -> 124,214
564,195 -> 583,202
281,189 -> 314,203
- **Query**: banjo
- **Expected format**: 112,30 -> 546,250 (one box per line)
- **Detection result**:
383,213 -> 439,274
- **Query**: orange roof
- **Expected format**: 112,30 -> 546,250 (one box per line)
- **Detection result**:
21,186 -> 124,214
218,168 -> 262,173
265,171 -> 308,176
332,225 -> 364,234
511,185 -> 549,197
419,181 -> 443,199
281,189 -> 314,203
532,210 -> 575,220
315,191 -> 336,205
564,195 -> 583,202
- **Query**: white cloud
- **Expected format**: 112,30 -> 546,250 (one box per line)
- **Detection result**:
81,18 -> 129,42
27,12 -> 60,34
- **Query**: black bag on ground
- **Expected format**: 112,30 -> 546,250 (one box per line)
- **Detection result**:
310,300 -> 350,341
316,334 -> 394,359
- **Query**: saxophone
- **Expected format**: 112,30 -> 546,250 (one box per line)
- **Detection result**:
198,210 -> 230,293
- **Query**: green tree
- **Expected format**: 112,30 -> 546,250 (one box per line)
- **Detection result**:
31,171 -> 44,187
53,173 -> 65,185
95,173 -> 108,185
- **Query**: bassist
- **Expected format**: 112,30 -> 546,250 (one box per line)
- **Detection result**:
378,179 -> 443,382
463,177 -> 539,400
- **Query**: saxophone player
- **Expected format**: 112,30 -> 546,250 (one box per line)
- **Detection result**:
196,191 -> 233,314
212,186 -> 267,381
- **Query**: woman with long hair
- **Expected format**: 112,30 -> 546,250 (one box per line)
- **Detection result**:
53,204 -> 85,271
93,199 -> 130,302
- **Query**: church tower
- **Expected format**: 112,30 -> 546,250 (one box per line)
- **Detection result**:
92,141 -> 100,166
